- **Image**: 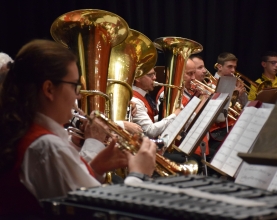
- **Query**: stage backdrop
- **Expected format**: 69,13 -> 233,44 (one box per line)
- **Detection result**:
1,0 -> 277,81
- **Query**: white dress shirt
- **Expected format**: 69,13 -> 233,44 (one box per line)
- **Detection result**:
20,113 -> 141,200
131,86 -> 176,138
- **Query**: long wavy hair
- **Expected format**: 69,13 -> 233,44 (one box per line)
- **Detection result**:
0,39 -> 76,173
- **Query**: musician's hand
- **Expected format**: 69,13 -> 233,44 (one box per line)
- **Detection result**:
235,80 -> 246,96
235,84 -> 246,96
174,108 -> 182,116
83,111 -> 110,143
123,121 -> 143,134
130,101 -> 137,116
127,137 -> 156,177
90,137 -> 128,176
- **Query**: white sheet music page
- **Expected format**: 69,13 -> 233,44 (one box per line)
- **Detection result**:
211,106 -> 274,177
179,93 -> 228,155
235,162 -> 277,191
161,96 -> 200,148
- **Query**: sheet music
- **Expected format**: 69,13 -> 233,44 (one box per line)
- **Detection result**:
179,93 -> 228,155
235,162 -> 277,191
211,106 -> 274,177
161,96 -> 200,148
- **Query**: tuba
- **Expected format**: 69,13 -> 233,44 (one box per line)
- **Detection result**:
50,9 -> 129,119
153,37 -> 203,117
107,29 -> 157,121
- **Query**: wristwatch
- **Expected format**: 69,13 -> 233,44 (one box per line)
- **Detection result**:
128,172 -> 151,181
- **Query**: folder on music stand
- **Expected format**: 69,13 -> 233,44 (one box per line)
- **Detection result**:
160,96 -> 201,148
210,101 -> 275,177
178,93 -> 229,155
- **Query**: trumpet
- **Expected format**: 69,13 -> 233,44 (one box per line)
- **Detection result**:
203,68 -> 217,88
189,79 -> 241,120
92,110 -> 198,176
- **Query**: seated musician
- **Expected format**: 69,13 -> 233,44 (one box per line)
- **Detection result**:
209,52 -> 248,153
131,68 -> 181,139
0,39 -> 156,218
179,58 -> 210,165
155,59 -> 210,168
248,51 -> 277,101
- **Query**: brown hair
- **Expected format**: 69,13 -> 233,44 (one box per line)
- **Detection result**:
0,39 -> 76,173
217,52 -> 238,65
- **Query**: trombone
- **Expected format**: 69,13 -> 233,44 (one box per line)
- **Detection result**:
232,71 -> 272,95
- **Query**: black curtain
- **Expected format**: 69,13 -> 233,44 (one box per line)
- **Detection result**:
1,0 -> 277,81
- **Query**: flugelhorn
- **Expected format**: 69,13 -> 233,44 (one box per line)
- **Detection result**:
92,110 -> 198,176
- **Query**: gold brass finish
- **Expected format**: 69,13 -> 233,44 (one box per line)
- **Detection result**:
93,111 -> 198,176
107,29 -> 157,121
154,37 -> 203,117
50,9 -> 129,117
233,71 -> 272,95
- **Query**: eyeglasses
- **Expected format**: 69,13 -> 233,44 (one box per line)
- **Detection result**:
146,72 -> 156,78
52,80 -> 82,95
266,61 -> 277,65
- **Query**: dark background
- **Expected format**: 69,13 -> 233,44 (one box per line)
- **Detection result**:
1,0 -> 277,81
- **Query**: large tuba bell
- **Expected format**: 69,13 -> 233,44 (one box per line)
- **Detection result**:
107,29 -> 157,121
50,9 -> 129,119
153,37 -> 203,117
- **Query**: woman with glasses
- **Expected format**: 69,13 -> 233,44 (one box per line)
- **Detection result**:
0,39 -> 156,218
248,51 -> 277,101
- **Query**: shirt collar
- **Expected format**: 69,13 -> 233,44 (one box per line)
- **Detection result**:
34,112 -> 69,143
261,73 -> 276,81
132,85 -> 148,97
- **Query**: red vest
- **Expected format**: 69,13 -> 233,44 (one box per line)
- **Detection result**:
133,91 -> 157,122
0,123 -> 95,217
0,124 -> 47,216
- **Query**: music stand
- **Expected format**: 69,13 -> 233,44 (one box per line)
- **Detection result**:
256,88 -> 277,104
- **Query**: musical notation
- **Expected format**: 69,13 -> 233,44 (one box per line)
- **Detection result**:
211,106 -> 274,177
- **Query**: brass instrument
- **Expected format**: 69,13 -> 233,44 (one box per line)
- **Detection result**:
233,71 -> 272,95
153,37 -> 203,117
93,111 -> 198,176
153,81 -> 182,90
107,29 -> 157,121
50,9 -> 129,118
204,68 -> 217,88
190,79 -> 214,96
190,79 -> 241,120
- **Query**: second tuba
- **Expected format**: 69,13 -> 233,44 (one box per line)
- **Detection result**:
107,29 -> 157,121
154,37 -> 203,117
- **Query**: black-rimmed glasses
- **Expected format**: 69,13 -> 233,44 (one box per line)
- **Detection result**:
52,80 -> 82,95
